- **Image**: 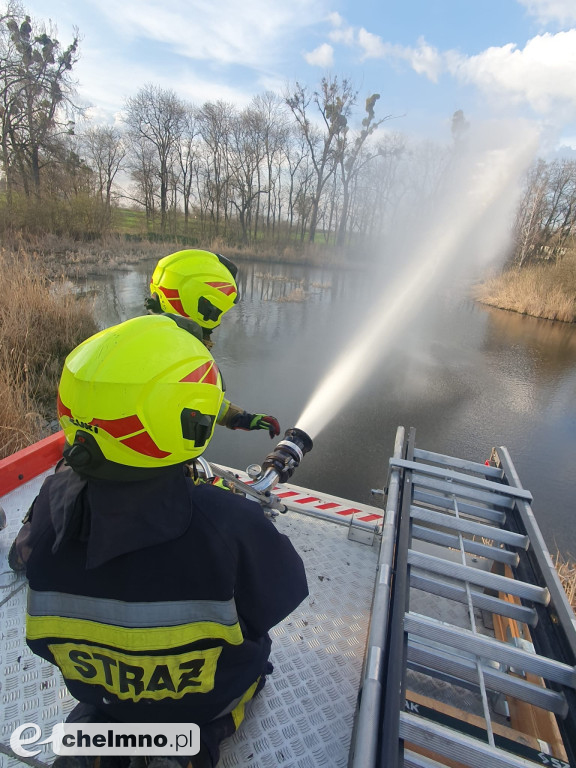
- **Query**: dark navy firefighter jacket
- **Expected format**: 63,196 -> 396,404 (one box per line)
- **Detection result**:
17,465 -> 308,724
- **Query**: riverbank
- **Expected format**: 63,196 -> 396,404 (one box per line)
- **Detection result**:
3,232 -> 357,282
472,249 -> 576,323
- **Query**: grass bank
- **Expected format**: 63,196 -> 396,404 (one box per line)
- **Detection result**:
473,250 -> 576,323
1,229 -> 361,282
0,249 -> 98,458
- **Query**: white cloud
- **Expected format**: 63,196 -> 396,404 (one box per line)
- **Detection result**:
517,0 -> 576,25
401,36 -> 444,81
322,11 -> 576,119
342,26 -> 576,118
448,31 -> 576,115
75,42 -> 256,125
326,18 -> 444,81
329,25 -> 356,46
327,11 -> 344,27
304,43 -> 334,67
357,28 -> 388,59
89,0 -> 330,68
327,13 -> 358,47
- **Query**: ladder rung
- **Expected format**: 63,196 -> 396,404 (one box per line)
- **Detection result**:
391,458 -> 533,501
405,613 -> 576,688
413,477 -> 516,511
407,640 -> 569,715
410,574 -> 538,626
411,525 -> 520,566
407,550 -> 550,604
411,505 -> 529,549
404,749 -> 457,768
413,448 -> 505,479
400,712 -> 547,768
413,489 -> 508,523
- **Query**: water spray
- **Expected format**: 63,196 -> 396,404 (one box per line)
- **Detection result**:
295,124 -> 539,441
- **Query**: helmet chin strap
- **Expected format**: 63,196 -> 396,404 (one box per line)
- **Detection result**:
163,313 -> 204,342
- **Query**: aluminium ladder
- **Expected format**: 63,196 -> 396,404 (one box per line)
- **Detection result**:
350,426 -> 576,768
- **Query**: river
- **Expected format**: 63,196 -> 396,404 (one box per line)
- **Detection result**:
81,257 -> 576,557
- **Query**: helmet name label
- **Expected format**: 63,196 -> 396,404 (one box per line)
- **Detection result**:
69,418 -> 99,433
49,643 -> 222,701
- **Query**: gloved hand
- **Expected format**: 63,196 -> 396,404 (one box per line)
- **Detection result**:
250,413 -> 281,438
230,411 -> 281,438
145,294 -> 162,313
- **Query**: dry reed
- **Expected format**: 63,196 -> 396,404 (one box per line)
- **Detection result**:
276,287 -> 307,302
0,249 -> 98,458
554,552 -> 576,611
473,251 -> 576,323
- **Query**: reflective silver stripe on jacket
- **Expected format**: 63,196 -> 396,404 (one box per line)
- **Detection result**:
27,589 -> 239,627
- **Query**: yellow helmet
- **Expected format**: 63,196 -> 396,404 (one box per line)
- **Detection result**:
149,249 -> 239,330
57,315 -> 225,478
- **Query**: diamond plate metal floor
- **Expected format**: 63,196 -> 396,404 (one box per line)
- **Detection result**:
0,472 -> 379,768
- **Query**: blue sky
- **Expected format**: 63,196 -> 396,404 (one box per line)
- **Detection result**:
13,0 -> 576,152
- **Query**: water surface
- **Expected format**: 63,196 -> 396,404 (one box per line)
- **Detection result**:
82,259 -> 576,557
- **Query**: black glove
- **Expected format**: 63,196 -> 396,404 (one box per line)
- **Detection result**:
229,411 -> 281,438
145,294 -> 162,313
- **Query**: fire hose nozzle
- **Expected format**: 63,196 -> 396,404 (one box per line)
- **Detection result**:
262,427 -> 313,484
250,427 -> 313,492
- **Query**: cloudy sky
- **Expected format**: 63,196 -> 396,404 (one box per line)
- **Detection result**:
12,0 -> 576,151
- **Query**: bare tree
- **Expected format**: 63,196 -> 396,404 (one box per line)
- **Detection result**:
512,159 -> 576,266
175,106 -> 200,233
355,132 -> 406,240
513,160 -> 549,267
336,93 -> 391,247
286,76 -> 356,243
0,2 -> 79,199
124,85 -> 185,233
227,106 -> 267,243
128,137 -> 158,225
283,125 -> 310,238
540,160 -> 576,257
82,124 -> 126,211
250,92 -> 289,238
195,101 -> 234,235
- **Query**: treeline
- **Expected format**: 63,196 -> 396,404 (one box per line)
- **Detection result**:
512,158 -> 576,268
1,3 -> 575,263
0,2 -> 453,253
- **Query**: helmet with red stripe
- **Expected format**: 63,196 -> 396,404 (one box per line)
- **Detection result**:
57,315 -> 225,478
149,249 -> 239,331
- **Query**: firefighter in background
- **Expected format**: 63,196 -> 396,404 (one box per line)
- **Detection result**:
147,248 -> 280,439
10,315 -> 308,768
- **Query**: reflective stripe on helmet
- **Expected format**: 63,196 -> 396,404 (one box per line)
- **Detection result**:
206,282 -> 237,297
179,361 -> 219,385
158,286 -> 189,317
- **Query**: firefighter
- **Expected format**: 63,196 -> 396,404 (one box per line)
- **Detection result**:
10,314 -> 308,768
147,248 -> 280,439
